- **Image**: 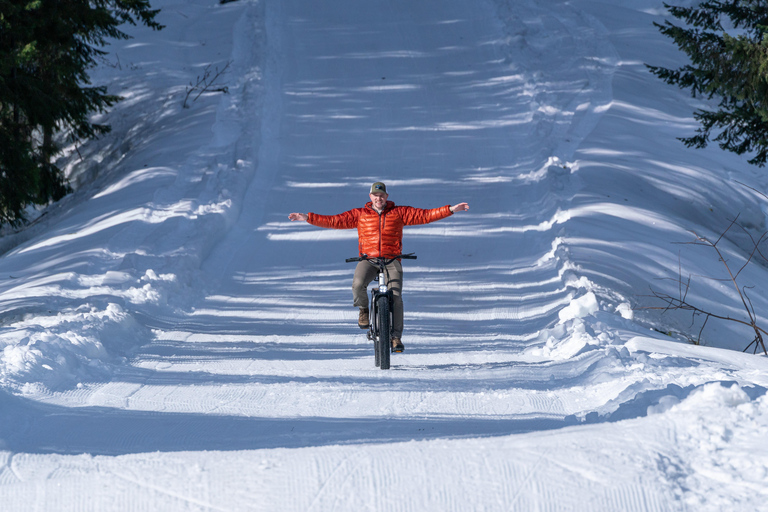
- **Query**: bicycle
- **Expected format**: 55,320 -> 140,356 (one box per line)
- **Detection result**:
345,253 -> 417,370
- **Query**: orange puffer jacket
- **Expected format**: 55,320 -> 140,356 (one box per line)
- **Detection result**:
307,201 -> 453,257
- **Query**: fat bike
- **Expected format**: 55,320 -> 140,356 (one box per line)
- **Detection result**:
346,253 -> 416,370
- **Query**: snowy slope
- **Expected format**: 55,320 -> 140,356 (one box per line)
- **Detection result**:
2,0 -> 768,510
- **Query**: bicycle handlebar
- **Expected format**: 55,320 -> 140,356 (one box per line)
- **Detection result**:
345,253 -> 417,263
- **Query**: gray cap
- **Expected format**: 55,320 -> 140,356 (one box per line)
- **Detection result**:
370,182 -> 387,195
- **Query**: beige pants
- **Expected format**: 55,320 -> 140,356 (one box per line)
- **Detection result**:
352,260 -> 403,338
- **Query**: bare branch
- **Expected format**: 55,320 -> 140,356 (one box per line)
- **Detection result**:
678,252 -> 683,302
641,216 -> 768,355
736,223 -> 768,267
183,61 -> 232,109
735,180 -> 768,202
713,214 -> 739,246
734,231 -> 767,279
697,314 -> 710,344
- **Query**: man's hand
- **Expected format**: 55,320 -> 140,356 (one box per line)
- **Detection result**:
289,212 -> 308,221
450,202 -> 469,213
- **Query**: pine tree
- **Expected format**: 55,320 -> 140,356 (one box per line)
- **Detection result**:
648,1 -> 768,166
0,1 -> 46,224
0,0 -> 163,226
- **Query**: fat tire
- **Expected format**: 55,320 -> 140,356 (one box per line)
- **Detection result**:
377,295 -> 391,370
371,297 -> 380,367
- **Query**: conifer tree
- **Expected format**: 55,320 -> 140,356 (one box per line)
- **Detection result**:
0,0 -> 163,226
648,1 -> 768,166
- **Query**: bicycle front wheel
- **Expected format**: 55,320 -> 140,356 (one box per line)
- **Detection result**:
376,295 -> 391,370
370,295 -> 380,367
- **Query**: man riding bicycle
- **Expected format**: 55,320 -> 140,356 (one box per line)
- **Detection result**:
288,182 -> 469,352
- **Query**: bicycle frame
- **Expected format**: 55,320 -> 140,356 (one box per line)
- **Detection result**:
346,253 -> 417,369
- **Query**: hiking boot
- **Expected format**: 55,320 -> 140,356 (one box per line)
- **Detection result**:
358,307 -> 370,329
392,337 -> 404,352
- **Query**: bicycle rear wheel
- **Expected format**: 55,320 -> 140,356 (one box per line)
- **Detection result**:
376,295 -> 391,370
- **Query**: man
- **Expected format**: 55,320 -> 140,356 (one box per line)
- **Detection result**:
288,182 -> 469,352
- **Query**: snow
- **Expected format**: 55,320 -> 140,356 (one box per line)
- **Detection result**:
557,291 -> 599,323
2,0 -> 768,509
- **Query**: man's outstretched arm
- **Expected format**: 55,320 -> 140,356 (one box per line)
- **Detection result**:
400,202 -> 470,226
289,209 -> 361,228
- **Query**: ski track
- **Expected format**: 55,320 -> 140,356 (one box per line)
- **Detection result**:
4,0 -> 768,510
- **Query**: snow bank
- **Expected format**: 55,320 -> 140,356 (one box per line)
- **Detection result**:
647,382 -> 750,415
647,382 -> 768,509
0,302 -> 149,390
0,0 -> 262,390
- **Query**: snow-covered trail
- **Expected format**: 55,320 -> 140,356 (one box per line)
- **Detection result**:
98,0 -> 623,440
6,0 -> 768,509
7,0 -> 627,463
217,1 -> 613,337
